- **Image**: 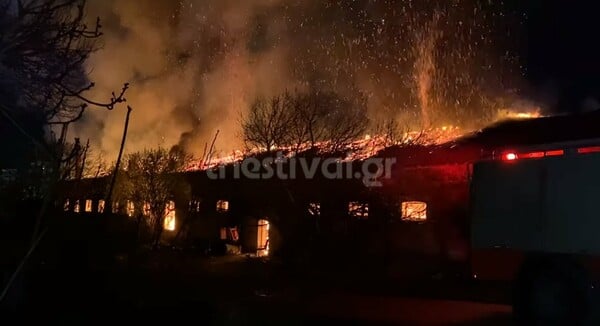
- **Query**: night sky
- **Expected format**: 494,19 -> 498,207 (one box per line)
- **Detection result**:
521,1 -> 600,112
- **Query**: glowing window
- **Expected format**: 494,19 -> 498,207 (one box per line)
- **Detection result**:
143,202 -> 151,216
112,201 -> 120,214
98,200 -> 105,214
85,199 -> 93,213
216,200 -> 229,213
220,227 -> 240,241
63,199 -> 70,212
164,200 -> 176,231
257,219 -> 270,257
229,227 -> 239,241
73,200 -> 80,213
348,202 -> 369,219
308,202 -> 321,217
126,200 -> 135,217
401,201 -> 427,222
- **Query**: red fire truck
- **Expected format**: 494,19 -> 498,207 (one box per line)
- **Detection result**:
469,139 -> 600,324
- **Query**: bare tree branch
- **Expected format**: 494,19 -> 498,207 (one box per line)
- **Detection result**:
114,147 -> 192,248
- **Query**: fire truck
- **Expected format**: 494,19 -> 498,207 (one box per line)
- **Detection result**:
469,139 -> 600,325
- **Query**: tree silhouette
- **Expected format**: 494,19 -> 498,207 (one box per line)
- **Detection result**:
114,147 -> 191,248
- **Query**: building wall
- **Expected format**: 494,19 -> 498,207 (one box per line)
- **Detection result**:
57,160 -> 473,261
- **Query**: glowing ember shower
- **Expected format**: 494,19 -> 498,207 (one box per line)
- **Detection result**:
413,11 -> 442,129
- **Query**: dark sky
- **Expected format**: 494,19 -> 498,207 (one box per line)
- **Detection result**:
521,1 -> 600,111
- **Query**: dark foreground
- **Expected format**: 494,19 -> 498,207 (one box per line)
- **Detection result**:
1,249 -> 513,325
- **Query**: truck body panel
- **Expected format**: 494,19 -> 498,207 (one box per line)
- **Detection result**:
470,148 -> 600,280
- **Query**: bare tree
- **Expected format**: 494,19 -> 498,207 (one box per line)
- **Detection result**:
290,90 -> 369,152
241,90 -> 370,154
83,149 -> 111,179
241,94 -> 294,152
287,91 -> 327,149
0,0 -> 129,194
0,0 -> 130,302
0,0 -> 129,184
115,147 -> 191,248
370,117 -> 426,147
0,0 -> 127,125
321,94 -> 369,152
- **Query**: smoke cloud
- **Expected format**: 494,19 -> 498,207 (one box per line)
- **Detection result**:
74,0 -> 526,158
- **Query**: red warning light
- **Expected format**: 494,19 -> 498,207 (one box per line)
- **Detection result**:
578,146 -> 600,154
503,153 -> 518,161
545,150 -> 564,157
520,151 -> 545,159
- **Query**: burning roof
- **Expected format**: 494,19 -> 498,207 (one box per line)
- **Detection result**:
185,126 -> 464,172
183,108 -> 600,172
454,110 -> 600,149
378,110 -> 600,167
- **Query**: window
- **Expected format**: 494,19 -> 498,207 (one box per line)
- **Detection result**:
189,199 -> 201,212
98,200 -> 105,213
216,200 -> 229,213
257,219 -> 270,257
229,227 -> 239,241
126,200 -> 135,217
143,202 -> 151,216
112,201 -> 120,214
164,200 -> 176,231
63,199 -> 70,212
220,227 -> 239,241
85,199 -> 93,213
73,200 -> 80,213
401,201 -> 427,222
308,202 -> 321,217
348,201 -> 369,219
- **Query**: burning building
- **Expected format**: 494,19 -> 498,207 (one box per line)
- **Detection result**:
57,110 -> 600,272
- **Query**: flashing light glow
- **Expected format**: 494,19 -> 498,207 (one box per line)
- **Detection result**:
545,150 -> 564,157
502,149 -> 566,161
519,152 -> 544,159
578,146 -> 600,154
503,153 -> 517,161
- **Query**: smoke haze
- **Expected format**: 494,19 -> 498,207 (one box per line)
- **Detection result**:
75,0 -> 526,157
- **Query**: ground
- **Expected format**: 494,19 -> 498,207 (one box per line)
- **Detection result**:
2,249 -> 514,325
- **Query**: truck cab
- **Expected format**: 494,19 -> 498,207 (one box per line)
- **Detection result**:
470,140 -> 600,325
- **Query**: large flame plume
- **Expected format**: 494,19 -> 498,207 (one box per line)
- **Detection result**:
74,0 -> 532,160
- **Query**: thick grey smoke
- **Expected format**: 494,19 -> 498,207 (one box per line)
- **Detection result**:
76,0 -> 296,157
74,0 -> 525,157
